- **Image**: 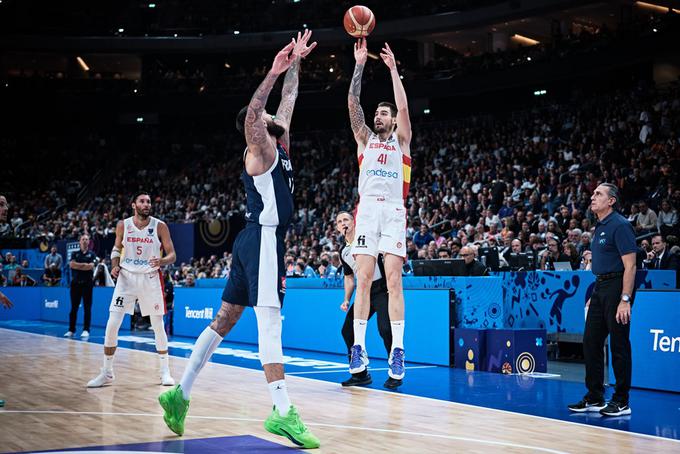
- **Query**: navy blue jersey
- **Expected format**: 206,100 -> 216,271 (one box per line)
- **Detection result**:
242,142 -> 294,227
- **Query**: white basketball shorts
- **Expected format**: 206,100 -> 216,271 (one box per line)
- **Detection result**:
110,268 -> 166,316
352,197 -> 407,259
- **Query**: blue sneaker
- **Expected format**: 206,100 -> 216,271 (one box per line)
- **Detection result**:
388,348 -> 405,380
349,345 -> 368,374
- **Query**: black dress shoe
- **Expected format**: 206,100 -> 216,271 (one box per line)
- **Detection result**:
341,371 -> 372,387
383,377 -> 403,389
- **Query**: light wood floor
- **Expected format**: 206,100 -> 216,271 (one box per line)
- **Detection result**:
0,328 -> 678,454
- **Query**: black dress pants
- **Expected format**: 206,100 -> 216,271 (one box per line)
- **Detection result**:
69,282 -> 93,332
341,288 -> 393,357
583,276 -> 632,404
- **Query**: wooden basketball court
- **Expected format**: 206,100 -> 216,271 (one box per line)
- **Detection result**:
1,328 -> 678,453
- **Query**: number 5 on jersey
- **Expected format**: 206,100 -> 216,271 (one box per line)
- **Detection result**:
377,153 -> 388,165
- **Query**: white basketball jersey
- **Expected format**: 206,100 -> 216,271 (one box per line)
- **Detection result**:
358,132 -> 411,201
121,216 -> 162,274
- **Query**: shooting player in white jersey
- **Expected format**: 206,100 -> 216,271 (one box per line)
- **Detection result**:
87,191 -> 177,388
347,38 -> 411,389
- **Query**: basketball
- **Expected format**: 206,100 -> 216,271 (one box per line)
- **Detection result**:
343,5 -> 375,38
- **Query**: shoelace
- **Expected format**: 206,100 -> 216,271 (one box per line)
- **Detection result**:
391,350 -> 404,368
350,346 -> 363,367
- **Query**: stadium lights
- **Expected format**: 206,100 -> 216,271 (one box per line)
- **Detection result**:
174,33 -> 178,37
533,89 -> 547,96
136,117 -> 144,123
118,28 -> 124,33
511,34 -> 540,46
329,68 -> 334,73
148,3 -> 156,8
635,1 -> 680,14
76,56 -> 90,71
423,109 -> 431,114
224,62 -> 231,68
233,30 -> 240,35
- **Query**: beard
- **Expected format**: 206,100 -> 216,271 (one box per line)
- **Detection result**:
136,208 -> 150,219
267,122 -> 286,139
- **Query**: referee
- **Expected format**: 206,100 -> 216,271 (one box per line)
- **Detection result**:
335,211 -> 396,389
568,183 -> 636,417
65,233 -> 96,338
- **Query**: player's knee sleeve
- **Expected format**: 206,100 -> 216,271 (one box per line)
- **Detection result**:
104,311 -> 125,347
254,306 -> 283,365
150,314 -> 168,351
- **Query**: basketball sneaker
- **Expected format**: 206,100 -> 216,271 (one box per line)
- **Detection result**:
87,368 -> 114,388
158,384 -> 190,436
388,348 -> 405,380
64,331 -> 74,337
264,405 -> 320,449
161,370 -> 175,386
599,401 -> 631,417
341,370 -> 372,387
567,398 -> 606,413
80,330 -> 89,339
349,345 -> 368,374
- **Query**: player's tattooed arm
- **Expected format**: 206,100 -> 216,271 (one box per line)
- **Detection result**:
275,57 -> 299,151
348,63 -> 370,145
348,38 -> 371,146
245,71 -> 279,156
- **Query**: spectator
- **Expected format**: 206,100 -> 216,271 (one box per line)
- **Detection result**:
645,234 -> 679,287
635,201 -> 657,235
318,252 -> 337,279
437,247 -> 451,259
460,246 -> 488,276
43,263 -> 62,286
44,246 -> 63,274
296,258 -> 317,278
563,243 -> 580,271
12,266 -> 36,287
657,200 -> 678,237
413,224 -> 435,249
540,239 -> 569,271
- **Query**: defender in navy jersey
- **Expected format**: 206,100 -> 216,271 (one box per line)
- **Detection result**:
160,31 -> 320,449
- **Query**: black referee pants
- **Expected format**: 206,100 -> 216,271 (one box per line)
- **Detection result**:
583,276 -> 632,404
69,282 -> 93,332
341,289 -> 392,358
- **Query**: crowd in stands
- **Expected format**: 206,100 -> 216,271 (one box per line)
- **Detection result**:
2,76 -> 679,287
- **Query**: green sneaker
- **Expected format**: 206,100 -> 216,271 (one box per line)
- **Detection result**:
158,384 -> 190,436
264,405 -> 320,449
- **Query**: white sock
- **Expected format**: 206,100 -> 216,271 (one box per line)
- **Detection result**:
353,319 -> 368,349
268,380 -> 292,416
103,355 -> 114,372
159,353 -> 169,373
179,327 -> 223,400
391,320 -> 405,351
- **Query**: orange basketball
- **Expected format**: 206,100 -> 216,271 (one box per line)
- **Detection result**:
343,5 -> 376,38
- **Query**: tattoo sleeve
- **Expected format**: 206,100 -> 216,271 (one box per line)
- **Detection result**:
276,57 -> 300,128
245,71 -> 280,153
348,63 -> 370,142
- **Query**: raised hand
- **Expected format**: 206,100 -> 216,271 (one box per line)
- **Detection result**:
271,39 -> 297,75
0,291 -> 13,309
293,29 -> 317,59
354,38 -> 367,65
380,42 -> 397,71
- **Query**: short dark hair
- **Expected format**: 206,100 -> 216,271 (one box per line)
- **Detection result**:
132,191 -> 150,203
377,101 -> 397,117
236,106 -> 248,136
600,183 -> 621,211
336,210 -> 354,220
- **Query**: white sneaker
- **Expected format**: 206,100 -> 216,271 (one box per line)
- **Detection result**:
87,368 -> 115,388
160,370 -> 175,386
80,330 -> 90,338
64,331 -> 74,337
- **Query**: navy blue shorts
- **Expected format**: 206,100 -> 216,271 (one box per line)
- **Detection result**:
222,223 -> 286,307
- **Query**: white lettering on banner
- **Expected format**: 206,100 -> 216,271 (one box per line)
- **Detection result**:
44,300 -> 59,309
116,335 -> 347,369
184,306 -> 214,320
650,329 -> 680,353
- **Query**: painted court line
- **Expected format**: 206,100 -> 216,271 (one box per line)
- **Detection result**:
2,328 -> 679,446
0,410 -> 569,454
287,365 -> 437,375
